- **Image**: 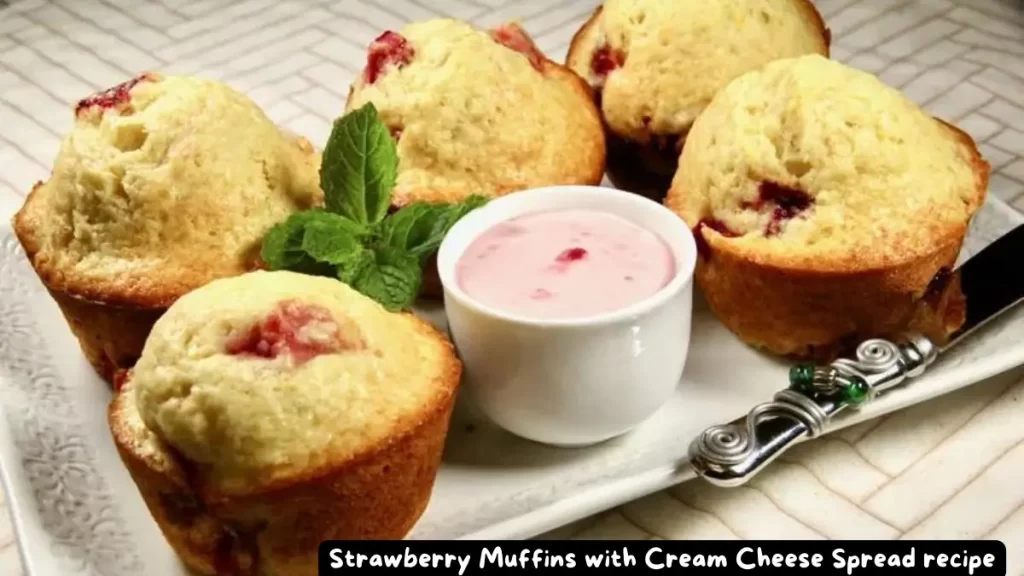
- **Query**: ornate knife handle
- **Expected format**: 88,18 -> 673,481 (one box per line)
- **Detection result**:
688,332 -> 939,487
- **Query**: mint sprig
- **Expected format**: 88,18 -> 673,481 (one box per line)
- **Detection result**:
320,103 -> 397,225
260,103 -> 488,312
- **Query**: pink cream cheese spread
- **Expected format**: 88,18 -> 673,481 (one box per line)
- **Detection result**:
455,209 -> 676,319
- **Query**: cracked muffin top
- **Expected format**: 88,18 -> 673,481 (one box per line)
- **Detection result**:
665,55 -> 989,271
345,18 -> 606,208
13,73 -> 323,307
120,270 -> 459,495
567,0 -> 830,142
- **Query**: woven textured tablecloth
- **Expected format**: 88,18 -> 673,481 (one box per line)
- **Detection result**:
1,0 -> 1023,573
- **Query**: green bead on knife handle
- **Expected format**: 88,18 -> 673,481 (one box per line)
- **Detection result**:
788,363 -> 871,407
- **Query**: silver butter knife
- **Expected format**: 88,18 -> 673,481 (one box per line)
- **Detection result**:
689,223 -> 1024,487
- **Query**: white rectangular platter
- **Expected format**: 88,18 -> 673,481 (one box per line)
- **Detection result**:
1,193 -> 1023,575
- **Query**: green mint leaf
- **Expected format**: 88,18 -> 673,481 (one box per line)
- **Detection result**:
434,194 -> 490,236
261,215 -> 306,270
320,102 -> 398,225
336,247 -> 375,285
301,214 -> 367,265
383,195 -> 490,261
261,210 -> 364,278
378,202 -> 436,253
343,247 -> 422,312
261,210 -> 331,271
408,194 -> 489,258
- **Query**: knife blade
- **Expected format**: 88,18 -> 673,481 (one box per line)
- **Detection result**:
688,223 -> 1024,487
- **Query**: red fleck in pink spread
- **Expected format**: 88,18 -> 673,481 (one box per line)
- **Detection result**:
75,73 -> 154,117
225,301 -> 356,364
364,31 -> 415,84
456,209 -> 675,320
555,247 -> 588,262
489,23 -> 545,72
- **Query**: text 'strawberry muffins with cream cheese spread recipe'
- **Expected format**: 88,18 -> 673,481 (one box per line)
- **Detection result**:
664,54 -> 989,360
344,18 -> 607,297
11,73 -> 323,383
109,269 -> 461,574
566,0 -> 830,198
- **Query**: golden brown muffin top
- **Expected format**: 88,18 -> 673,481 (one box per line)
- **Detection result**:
13,74 -> 323,307
119,270 -> 459,495
567,0 -> 829,142
345,18 -> 606,208
665,55 -> 989,272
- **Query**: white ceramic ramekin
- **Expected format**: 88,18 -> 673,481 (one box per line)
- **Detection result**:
437,185 -> 697,447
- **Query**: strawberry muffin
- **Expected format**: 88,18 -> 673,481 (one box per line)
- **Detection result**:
109,270 -> 460,574
12,73 -> 322,383
664,55 -> 988,359
345,18 -> 606,209
567,0 -> 830,198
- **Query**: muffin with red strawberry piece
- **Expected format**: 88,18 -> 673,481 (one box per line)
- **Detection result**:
663,55 -> 988,359
11,73 -> 322,383
566,0 -> 830,199
346,18 -> 606,210
109,269 -> 461,574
